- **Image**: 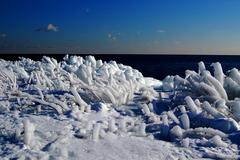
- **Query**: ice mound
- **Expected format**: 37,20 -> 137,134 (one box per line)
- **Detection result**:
1,56 -> 240,159
0,55 -> 158,114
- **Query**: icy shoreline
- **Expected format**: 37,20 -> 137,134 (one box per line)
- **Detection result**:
1,55 -> 240,159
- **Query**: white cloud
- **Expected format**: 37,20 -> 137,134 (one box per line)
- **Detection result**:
107,32 -> 119,41
157,29 -> 166,33
35,24 -> 59,32
47,24 -> 58,32
108,33 -> 112,38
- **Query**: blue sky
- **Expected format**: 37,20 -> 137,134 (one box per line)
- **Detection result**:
0,0 -> 240,54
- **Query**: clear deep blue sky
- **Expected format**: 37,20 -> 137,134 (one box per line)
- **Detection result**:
0,0 -> 240,54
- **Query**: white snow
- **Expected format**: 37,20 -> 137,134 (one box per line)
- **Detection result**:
0,56 -> 240,159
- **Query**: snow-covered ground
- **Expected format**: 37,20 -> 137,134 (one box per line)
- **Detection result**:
0,55 -> 240,159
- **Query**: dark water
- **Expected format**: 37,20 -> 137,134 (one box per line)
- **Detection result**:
1,54 -> 240,80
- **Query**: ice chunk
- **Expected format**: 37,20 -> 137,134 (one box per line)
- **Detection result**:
142,103 -> 151,116
96,59 -> 103,68
119,118 -> 127,132
210,135 -> 228,147
170,125 -> 183,140
224,77 -> 240,99
70,86 -> 87,112
214,99 -> 229,115
162,114 -> 168,126
161,114 -> 169,137
199,82 -> 220,99
148,103 -> 154,112
185,96 -> 199,115
85,55 -> 96,68
231,101 -> 240,121
167,111 -> 180,124
204,73 -> 228,100
179,105 -> 187,114
180,113 -> 190,129
23,119 -> 35,147
75,65 -> 92,85
202,101 -> 225,119
93,123 -> 101,141
209,118 -> 239,133
184,127 -> 227,138
229,68 -> 240,85
181,138 -> 190,148
194,99 -> 201,108
108,119 -> 117,132
198,61 -> 206,74
211,62 -> 224,85
162,76 -> 174,91
138,123 -> 146,136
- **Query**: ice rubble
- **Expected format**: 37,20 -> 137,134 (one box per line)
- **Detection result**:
0,55 -> 240,159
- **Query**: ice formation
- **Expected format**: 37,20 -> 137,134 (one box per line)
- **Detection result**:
23,119 -> 35,147
1,55 -> 240,159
